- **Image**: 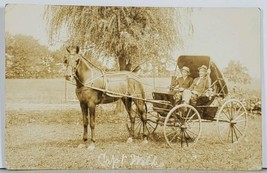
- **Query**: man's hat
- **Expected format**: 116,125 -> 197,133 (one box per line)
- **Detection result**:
181,66 -> 190,74
198,65 -> 208,71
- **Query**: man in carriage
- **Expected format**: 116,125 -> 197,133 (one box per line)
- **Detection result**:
172,66 -> 193,104
181,65 -> 212,106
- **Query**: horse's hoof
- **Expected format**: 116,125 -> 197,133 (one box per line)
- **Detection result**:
142,139 -> 148,144
127,137 -> 133,143
78,143 -> 86,148
87,144 -> 95,151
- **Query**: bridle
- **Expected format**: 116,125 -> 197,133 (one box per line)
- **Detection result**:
64,53 -> 80,80
65,54 -> 105,87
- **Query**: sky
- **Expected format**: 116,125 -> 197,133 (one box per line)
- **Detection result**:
178,8 -> 261,78
5,4 -> 261,78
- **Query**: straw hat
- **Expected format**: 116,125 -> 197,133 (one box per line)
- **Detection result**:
181,66 -> 190,74
198,65 -> 208,71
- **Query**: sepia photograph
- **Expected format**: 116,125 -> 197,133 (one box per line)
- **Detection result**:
5,4 -> 261,170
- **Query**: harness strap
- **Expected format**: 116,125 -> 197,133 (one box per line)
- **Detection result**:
68,53 -> 144,98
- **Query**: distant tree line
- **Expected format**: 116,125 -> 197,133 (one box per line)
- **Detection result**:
5,33 -> 176,79
5,32 -> 254,82
5,33 -> 65,79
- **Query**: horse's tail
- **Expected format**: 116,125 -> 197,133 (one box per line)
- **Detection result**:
132,66 -> 141,73
126,124 -> 131,134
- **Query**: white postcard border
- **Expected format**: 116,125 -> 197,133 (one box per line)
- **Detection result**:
0,0 -> 266,169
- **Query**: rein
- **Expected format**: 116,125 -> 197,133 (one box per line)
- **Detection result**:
65,54 -> 174,105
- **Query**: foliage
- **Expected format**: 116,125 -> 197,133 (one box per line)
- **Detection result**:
5,33 -> 64,78
222,60 -> 251,85
45,6 -> 193,71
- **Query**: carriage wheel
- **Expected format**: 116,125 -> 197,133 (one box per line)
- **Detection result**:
164,104 -> 202,148
216,99 -> 247,143
126,102 -> 158,139
145,102 -> 159,136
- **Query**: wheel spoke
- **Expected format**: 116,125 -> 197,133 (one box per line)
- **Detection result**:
185,130 -> 195,144
233,126 -> 239,141
233,125 -> 243,136
185,108 -> 192,120
226,105 -> 231,119
234,119 -> 247,123
186,129 -> 198,138
137,123 -> 142,136
220,124 -> 230,134
231,126 -> 234,143
145,122 -> 156,135
134,121 -> 141,131
145,125 -> 150,134
222,109 -> 231,120
218,122 -> 230,129
228,102 -> 233,119
166,129 -> 179,137
147,121 -> 155,130
227,126 -> 231,141
233,106 -> 242,118
170,131 -> 180,143
187,113 -> 197,122
233,112 -> 246,121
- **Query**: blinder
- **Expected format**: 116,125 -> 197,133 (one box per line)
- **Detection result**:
64,54 -> 81,81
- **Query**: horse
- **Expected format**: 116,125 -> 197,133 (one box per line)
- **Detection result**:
63,46 -> 148,150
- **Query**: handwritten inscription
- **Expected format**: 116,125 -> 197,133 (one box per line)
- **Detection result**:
98,152 -> 163,169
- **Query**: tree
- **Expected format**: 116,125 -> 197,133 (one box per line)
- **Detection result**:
45,6 -> 193,113
223,60 -> 252,85
5,33 -> 53,78
45,6 -> 193,71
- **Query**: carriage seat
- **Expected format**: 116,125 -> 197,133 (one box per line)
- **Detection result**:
195,95 -> 218,120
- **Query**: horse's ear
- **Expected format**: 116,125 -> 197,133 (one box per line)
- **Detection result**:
75,46 -> 80,54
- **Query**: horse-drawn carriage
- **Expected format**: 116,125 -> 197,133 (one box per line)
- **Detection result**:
64,47 -> 248,150
129,55 -> 248,148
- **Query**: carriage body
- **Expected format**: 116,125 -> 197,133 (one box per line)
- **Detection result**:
151,55 -> 227,120
141,55 -> 248,148
68,50 -> 248,149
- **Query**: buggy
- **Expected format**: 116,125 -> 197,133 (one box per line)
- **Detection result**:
129,55 -> 248,148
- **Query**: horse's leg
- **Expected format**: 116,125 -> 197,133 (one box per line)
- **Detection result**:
78,102 -> 88,148
122,98 -> 134,143
88,103 -> 96,151
135,99 -> 148,144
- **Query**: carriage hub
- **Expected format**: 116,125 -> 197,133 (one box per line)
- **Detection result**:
181,124 -> 187,129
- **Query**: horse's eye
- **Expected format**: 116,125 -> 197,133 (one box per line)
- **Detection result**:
64,58 -> 68,64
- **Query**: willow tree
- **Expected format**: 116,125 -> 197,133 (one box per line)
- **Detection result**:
45,6 -> 193,71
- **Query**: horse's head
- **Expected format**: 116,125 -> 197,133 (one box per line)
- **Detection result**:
64,46 -> 81,81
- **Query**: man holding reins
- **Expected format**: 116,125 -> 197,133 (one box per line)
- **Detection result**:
182,65 -> 212,106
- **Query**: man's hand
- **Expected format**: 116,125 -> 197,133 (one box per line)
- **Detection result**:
179,87 -> 184,92
207,68 -> 211,75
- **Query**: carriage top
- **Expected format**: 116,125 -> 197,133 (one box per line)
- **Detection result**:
177,55 -> 228,98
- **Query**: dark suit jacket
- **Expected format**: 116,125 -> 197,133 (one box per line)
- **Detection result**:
174,76 -> 193,89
